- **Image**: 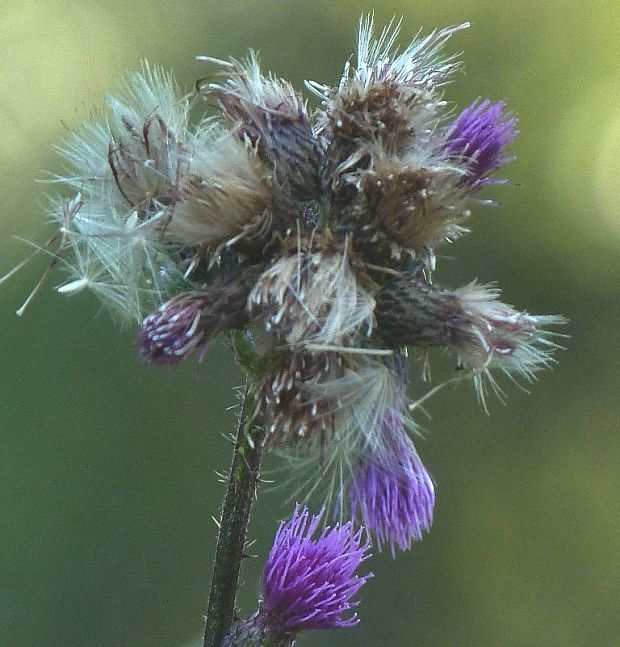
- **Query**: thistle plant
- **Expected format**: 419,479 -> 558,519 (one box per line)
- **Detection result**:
2,15 -> 565,646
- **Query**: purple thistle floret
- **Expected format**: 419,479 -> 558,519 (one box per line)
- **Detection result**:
444,98 -> 518,185
259,506 -> 372,636
350,413 -> 435,554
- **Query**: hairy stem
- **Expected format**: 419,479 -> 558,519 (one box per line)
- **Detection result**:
204,381 -> 266,647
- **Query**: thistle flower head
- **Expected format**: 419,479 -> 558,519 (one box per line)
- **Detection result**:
248,245 -> 375,348
137,265 -> 256,363
308,16 -> 469,154
200,52 -> 324,203
349,411 -> 435,554
443,98 -> 518,185
259,506 -> 372,635
137,291 -> 211,364
376,277 -> 567,405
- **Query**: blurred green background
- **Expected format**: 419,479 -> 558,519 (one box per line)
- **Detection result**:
1,1 -> 618,646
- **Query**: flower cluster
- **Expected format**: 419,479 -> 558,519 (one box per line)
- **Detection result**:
222,506 -> 372,646
3,17 -> 565,554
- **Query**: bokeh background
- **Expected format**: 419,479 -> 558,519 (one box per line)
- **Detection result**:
1,1 -> 618,646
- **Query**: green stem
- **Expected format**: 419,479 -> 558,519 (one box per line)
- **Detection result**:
203,381 -> 266,647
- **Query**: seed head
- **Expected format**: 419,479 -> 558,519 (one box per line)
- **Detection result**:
165,126 -> 275,252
